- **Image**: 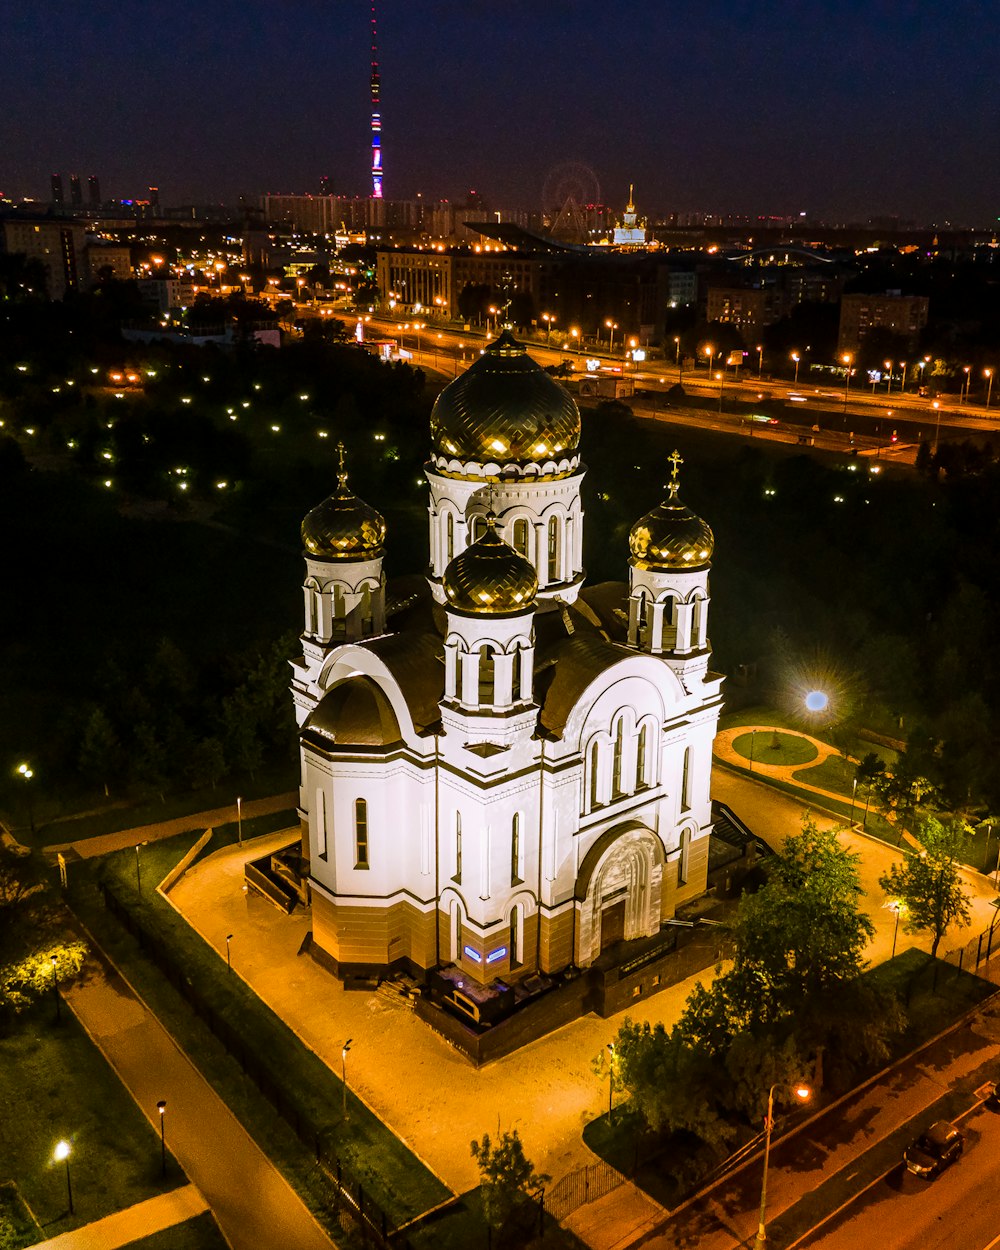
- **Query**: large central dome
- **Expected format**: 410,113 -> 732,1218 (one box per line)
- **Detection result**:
430,330 -> 581,466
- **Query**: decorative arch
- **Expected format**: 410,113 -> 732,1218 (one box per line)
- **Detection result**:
575,823 -> 665,966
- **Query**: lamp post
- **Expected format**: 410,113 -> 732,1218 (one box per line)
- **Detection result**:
605,320 -> 618,354
157,1101 -> 167,1177
884,360 -> 893,395
53,1140 -> 73,1214
673,336 -> 681,368
890,901 -> 903,958
570,326 -> 580,353
755,1084 -> 810,1248
932,400 -> 942,455
962,365 -> 971,403
135,841 -> 148,894
236,795 -> 243,846
16,762 -> 34,832
704,343 -> 715,384
342,1038 -> 353,1115
717,371 -> 725,413
791,352 -> 800,385
226,933 -> 233,972
51,953 -> 60,1023
756,344 -> 763,379
850,777 -> 858,826
606,1042 -> 615,1124
841,353 -> 853,414
985,368 -> 994,410
541,313 -> 555,343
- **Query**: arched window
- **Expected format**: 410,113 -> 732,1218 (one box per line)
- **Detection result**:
636,724 -> 648,790
512,517 -> 529,555
511,813 -> 523,885
547,515 -> 560,581
453,902 -> 464,961
315,788 -> 327,859
478,645 -> 496,703
510,905 -> 522,967
681,747 -> 692,811
359,583 -> 373,636
678,827 -> 692,886
471,514 -> 488,543
446,512 -> 455,563
454,812 -> 462,883
612,720 -> 625,798
354,798 -> 369,868
589,740 -> 601,810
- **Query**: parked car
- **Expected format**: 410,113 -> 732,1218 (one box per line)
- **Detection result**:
903,1120 -> 964,1178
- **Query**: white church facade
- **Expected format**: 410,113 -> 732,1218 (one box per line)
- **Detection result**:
289,331 -> 723,996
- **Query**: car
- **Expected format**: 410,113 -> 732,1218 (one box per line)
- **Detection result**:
903,1120 -> 964,1178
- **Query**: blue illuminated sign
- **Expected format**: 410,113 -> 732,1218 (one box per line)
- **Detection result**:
463,946 -> 482,963
486,946 -> 508,965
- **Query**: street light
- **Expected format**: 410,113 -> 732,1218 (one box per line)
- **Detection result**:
157,1101 -> 167,1177
16,762 -> 34,832
884,360 -> 893,395
704,343 -> 715,381
605,319 -> 618,354
962,365 -> 971,403
755,1083 -> 810,1248
135,840 -> 148,894
756,344 -> 763,378
888,900 -> 905,959
606,1042 -> 616,1124
841,353 -> 853,413
51,953 -> 60,1023
236,795 -> 243,846
570,326 -> 580,353
932,400 -> 942,455
226,933 -> 233,972
850,776 -> 858,826
53,1140 -> 73,1214
342,1038 -> 353,1115
749,728 -> 757,772
791,352 -> 800,385
541,313 -> 555,343
985,368 -> 994,410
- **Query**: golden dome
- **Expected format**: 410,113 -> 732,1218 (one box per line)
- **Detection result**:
629,451 -> 714,571
430,330 -> 581,465
301,443 -> 386,561
443,514 -> 538,614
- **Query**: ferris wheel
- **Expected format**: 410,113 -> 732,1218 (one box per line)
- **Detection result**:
541,162 -> 602,215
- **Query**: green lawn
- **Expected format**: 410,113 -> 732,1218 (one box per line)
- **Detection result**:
732,731 -> 818,767
0,1003 -> 177,1244
122,1212 -> 230,1250
69,828 -> 449,1233
792,754 -> 858,794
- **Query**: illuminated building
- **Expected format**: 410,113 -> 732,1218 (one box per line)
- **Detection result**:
290,335 -> 723,1032
611,185 -> 648,249
838,292 -> 929,355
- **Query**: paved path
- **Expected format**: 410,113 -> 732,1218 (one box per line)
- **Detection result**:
47,792 -> 297,861
33,1185 -> 209,1250
715,725 -> 920,849
63,955 -> 337,1250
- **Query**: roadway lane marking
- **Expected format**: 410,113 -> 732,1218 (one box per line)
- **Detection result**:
980,1235 -> 1000,1250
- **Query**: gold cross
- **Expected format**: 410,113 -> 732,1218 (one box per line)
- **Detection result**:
336,441 -> 349,491
668,449 -> 683,485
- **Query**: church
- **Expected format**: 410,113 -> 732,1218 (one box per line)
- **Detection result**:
289,331 -> 722,1013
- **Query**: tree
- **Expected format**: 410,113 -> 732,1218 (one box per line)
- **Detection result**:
879,816 -> 972,958
470,1129 -> 548,1245
78,706 -> 123,797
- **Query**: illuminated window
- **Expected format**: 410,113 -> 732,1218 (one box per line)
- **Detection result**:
512,517 -> 529,555
511,647 -> 522,700
681,747 -> 692,811
454,812 -> 462,883
511,813 -> 523,885
471,514 -> 488,542
679,827 -> 691,886
589,741 -> 601,810
446,512 -> 454,563
636,724 -> 648,789
612,720 -> 625,798
547,515 -> 559,581
354,798 -> 369,868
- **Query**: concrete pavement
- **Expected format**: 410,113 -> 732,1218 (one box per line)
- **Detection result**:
32,1185 -> 209,1250
63,955 -> 337,1250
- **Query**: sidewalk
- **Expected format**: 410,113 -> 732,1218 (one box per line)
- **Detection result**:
63,955 -> 337,1250
47,792 -> 297,861
33,1185 -> 208,1250
635,1000 -> 1000,1248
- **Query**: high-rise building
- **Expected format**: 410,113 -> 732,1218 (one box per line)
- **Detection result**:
370,1 -> 383,198
50,174 -> 64,205
838,292 -> 930,354
320,176 -> 333,197
88,175 -> 101,206
70,174 -> 83,207
148,186 -> 160,210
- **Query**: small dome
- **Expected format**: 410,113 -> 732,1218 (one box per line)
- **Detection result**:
429,330 -> 581,466
629,453 -> 714,571
443,514 -> 538,614
303,677 -> 402,750
301,444 -> 386,561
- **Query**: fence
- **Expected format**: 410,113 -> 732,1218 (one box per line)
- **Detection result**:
939,912 -> 1000,982
99,884 -> 401,1247
546,1159 -> 624,1221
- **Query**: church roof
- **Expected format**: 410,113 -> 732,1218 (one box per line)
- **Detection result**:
303,676 -> 403,751
429,330 -> 581,466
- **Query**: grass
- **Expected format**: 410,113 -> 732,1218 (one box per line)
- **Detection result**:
123,1212 -> 230,1250
25,761 -> 297,849
0,1183 -> 39,1250
866,948 -> 997,1049
0,1003 -> 177,1242
791,754 -> 858,794
69,828 -> 449,1232
406,1188 -> 585,1250
732,731 -> 818,767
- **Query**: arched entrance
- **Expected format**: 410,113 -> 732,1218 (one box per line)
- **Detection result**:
575,824 -> 664,966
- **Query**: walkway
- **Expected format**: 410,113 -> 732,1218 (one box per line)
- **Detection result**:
63,954 -> 337,1250
713,725 -> 921,849
33,1185 -> 208,1250
47,792 -> 297,862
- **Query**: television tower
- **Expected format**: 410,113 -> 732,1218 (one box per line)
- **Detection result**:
370,1 -> 383,198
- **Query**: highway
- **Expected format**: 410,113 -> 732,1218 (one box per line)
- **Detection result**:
801,1095 -> 1000,1250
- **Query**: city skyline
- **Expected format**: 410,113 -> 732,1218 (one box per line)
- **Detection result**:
2,0 -> 997,222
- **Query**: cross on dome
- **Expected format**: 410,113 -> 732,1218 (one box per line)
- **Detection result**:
336,441 -> 349,493
667,449 -> 683,498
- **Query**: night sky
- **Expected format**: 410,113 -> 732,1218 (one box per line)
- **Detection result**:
2,0 -> 996,223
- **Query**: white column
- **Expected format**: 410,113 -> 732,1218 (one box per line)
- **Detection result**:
562,516 -> 572,581
519,645 -> 534,701
460,650 -> 480,706
493,652 -> 515,707
696,596 -> 710,647
627,595 -> 640,646
675,602 -> 694,653
428,506 -> 439,572
650,601 -> 665,654
535,522 -> 548,589
444,643 -> 459,699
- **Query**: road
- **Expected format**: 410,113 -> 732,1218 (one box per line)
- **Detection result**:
800,1097 -> 1000,1250
317,308 -> 997,457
